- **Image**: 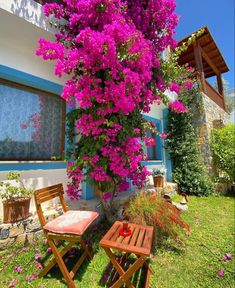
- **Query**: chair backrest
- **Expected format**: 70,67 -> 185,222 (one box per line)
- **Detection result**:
34,183 -> 68,227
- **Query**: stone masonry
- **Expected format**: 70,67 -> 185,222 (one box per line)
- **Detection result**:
193,92 -> 229,174
0,208 -> 63,250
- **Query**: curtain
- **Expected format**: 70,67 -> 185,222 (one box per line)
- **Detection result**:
0,82 -> 64,160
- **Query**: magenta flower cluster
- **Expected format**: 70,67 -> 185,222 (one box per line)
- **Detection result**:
168,99 -> 188,113
8,246 -> 48,287
169,82 -> 181,94
36,0 -> 183,200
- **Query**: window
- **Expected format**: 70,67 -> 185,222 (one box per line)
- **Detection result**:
146,129 -> 157,160
146,121 -> 163,161
0,79 -> 65,160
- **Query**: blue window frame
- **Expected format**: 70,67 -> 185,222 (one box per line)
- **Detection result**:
0,79 -> 66,160
143,115 -> 163,161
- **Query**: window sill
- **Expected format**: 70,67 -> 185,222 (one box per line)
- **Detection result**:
0,161 -> 65,164
0,161 -> 67,171
143,160 -> 163,162
141,160 -> 163,166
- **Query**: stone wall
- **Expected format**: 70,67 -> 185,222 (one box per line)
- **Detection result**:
0,209 -> 62,250
193,92 -> 229,173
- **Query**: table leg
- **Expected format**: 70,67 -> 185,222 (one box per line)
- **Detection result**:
111,256 -> 145,288
104,248 -> 134,288
111,252 -> 130,284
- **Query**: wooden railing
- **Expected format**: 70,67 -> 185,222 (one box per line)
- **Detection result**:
205,80 -> 226,111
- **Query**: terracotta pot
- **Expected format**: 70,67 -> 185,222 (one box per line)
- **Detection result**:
153,176 -> 164,187
3,198 -> 31,223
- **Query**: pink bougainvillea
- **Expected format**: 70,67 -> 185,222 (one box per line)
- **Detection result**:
36,0 -> 189,202
183,79 -> 194,91
168,99 -> 188,113
160,132 -> 170,139
169,82 -> 181,94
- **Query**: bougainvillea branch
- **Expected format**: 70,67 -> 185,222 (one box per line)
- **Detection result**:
36,0 -> 189,213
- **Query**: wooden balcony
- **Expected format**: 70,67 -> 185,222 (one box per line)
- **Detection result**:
205,80 -> 226,110
178,27 -> 229,112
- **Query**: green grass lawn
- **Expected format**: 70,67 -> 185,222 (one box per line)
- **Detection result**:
0,195 -> 234,288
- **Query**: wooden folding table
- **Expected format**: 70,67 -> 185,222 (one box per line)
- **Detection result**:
99,221 -> 154,288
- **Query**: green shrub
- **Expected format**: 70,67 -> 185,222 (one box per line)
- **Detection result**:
168,108 -> 213,196
210,124 -> 235,183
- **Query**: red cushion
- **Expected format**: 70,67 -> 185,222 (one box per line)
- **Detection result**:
44,210 -> 99,235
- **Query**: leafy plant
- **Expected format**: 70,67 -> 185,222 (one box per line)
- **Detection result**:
0,172 -> 33,201
126,191 -> 190,246
214,78 -> 235,113
161,35 -> 213,196
210,124 -> 235,183
151,168 -> 166,177
167,100 -> 213,196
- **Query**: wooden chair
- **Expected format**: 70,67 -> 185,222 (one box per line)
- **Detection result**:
34,183 -> 99,288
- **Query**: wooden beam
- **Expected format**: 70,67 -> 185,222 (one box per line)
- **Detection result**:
216,74 -> 224,97
194,41 -> 206,93
200,42 -> 216,51
200,47 -> 220,75
203,47 -> 218,57
205,72 -> 217,79
194,42 -> 204,72
204,67 -> 214,73
178,51 -> 195,64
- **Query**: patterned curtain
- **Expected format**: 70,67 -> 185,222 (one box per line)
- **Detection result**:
0,82 -> 65,160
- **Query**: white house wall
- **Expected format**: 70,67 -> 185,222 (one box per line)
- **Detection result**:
0,169 -> 68,217
143,103 -> 165,120
0,0 -> 55,33
0,4 -> 70,219
0,9 -> 67,85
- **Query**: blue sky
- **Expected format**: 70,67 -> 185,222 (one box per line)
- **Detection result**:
175,0 -> 235,89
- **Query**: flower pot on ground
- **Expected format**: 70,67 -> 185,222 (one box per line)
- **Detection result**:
0,172 -> 33,223
153,176 -> 164,187
151,168 -> 166,188
3,197 -> 31,223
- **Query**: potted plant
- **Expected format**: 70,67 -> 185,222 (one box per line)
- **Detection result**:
151,168 -> 166,187
0,172 -> 33,223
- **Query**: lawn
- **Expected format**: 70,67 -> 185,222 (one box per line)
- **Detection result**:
0,195 -> 234,288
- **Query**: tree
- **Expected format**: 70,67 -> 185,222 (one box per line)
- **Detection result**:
36,0 -> 193,220
214,77 -> 234,113
210,124 -> 235,183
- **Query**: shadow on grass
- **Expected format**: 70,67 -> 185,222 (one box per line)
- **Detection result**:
98,256 -> 149,288
223,192 -> 235,198
151,233 -> 186,256
40,221 -> 111,285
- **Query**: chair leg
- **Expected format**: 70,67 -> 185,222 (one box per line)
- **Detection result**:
80,237 -> 92,260
48,239 -> 76,288
39,241 -> 75,278
69,251 -> 87,279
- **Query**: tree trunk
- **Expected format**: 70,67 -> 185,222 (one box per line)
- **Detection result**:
100,198 -> 117,223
